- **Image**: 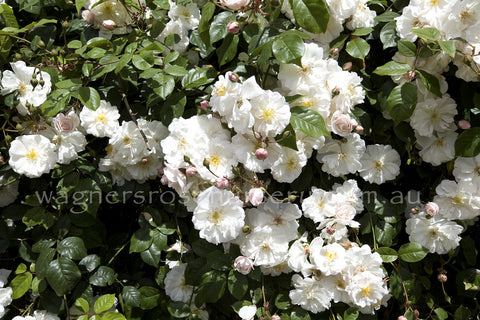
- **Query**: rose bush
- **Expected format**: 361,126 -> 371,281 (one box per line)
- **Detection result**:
0,0 -> 480,319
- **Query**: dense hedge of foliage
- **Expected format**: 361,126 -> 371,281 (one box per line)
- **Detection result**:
1,0 -> 480,319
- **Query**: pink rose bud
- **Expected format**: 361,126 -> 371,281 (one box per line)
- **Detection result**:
228,72 -> 239,82
200,100 -> 209,110
424,202 -> 439,217
234,256 -> 254,275
437,274 -> 447,283
185,166 -> 197,176
354,125 -> 364,134
398,317 -> 408,320
459,120 -> 471,130
227,21 -> 240,34
332,87 -> 340,97
141,158 -> 148,163
331,112 -> 354,137
255,148 -> 268,160
215,178 -> 229,189
343,62 -> 352,71
326,226 -> 335,235
220,0 -> 249,10
332,48 -> 340,56
54,113 -> 79,133
0,156 -> 4,163
411,207 -> 419,214
248,188 -> 264,206
160,175 -> 168,185
271,316 -> 281,320
406,70 -> 416,81
82,10 -> 95,24
212,113 -> 220,118
102,19 -> 116,30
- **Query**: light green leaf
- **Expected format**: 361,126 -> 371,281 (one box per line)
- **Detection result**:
75,298 -> 90,313
373,61 -> 412,76
439,40 -> 456,58
288,0 -> 330,33
290,106 -> 330,138
398,242 -> 429,263
10,272 -> 32,299
412,27 -> 440,41
346,37 -> 370,59
78,87 -> 101,110
272,33 -> 304,66
376,247 -> 398,263
387,82 -> 417,125
94,294 -> 116,314
397,40 -> 417,57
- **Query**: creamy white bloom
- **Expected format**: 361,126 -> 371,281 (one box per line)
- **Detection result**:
410,96 -> 457,136
344,245 -> 384,279
359,144 -> 401,184
317,133 -> 366,176
221,0 -> 249,10
270,145 -> 307,183
79,100 -> 120,138
192,187 -> 245,244
416,131 -> 457,166
9,135 -> 57,178
434,180 -> 480,220
346,0 -> 377,30
288,238 -> 315,276
347,272 -> 390,311
250,90 -> 291,137
0,287 -> 12,319
302,187 -> 337,223
84,0 -> 132,38
168,0 -> 201,30
333,179 -> 364,212
238,305 -> 257,320
1,61 -> 52,115
406,215 -> 463,254
156,20 -> 190,54
240,226 -> 290,266
453,154 -> 480,183
32,310 -> 60,320
310,243 -> 346,276
289,274 -> 334,313
53,111 -> 80,133
164,264 -> 194,303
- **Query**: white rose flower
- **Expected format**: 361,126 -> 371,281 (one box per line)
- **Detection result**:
164,264 -> 194,303
221,0 -> 249,10
8,135 -> 57,178
331,112 -> 354,137
79,100 -> 120,138
359,144 -> 401,184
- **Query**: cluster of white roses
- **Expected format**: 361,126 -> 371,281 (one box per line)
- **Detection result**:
12,310 -> 59,320
0,269 -> 12,318
406,153 -> 480,255
396,0 -> 480,82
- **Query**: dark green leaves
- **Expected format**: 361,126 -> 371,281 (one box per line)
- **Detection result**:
374,61 -> 412,76
387,83 -> 417,125
290,106 -> 330,138
46,257 -> 81,296
398,40 -> 417,57
217,34 -> 239,66
57,237 -> 87,260
288,0 -> 330,34
346,37 -> 370,59
228,270 -> 248,300
198,2 -> 215,46
416,70 -> 442,97
455,128 -> 480,157
376,247 -> 398,263
272,33 -> 304,66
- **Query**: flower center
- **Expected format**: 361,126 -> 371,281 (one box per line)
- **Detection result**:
26,149 -> 38,161
209,210 -> 223,225
260,107 -> 275,123
374,160 -> 383,169
452,195 -> 465,205
325,250 -> 336,260
209,154 -> 221,168
214,84 -> 226,96
95,111 -> 107,124
361,286 -> 372,298
18,81 -> 29,96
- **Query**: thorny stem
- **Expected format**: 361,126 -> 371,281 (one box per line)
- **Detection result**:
122,93 -> 152,151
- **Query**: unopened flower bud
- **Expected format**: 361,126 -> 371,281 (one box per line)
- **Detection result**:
355,125 -> 364,134
326,226 -> 335,235
242,225 -> 250,233
438,273 -> 447,283
51,49 -> 58,56
102,19 -> 116,30
186,166 -> 197,176
38,79 -> 45,86
141,158 -> 148,163
62,21 -> 69,29
424,202 -> 439,217
15,124 -> 23,131
184,155 -> 191,163
15,53 -> 22,60
203,158 -> 210,168
288,194 -> 297,202
200,100 -> 209,110
343,62 -> 352,71
234,256 -> 254,275
411,207 -> 419,214
332,87 -> 340,97
227,21 -> 240,34
255,148 -> 268,160
0,156 -> 4,163
332,48 -> 340,56
397,317 -> 408,320
82,10 -> 95,24
248,188 -> 264,206
228,72 -> 238,82
271,315 -> 281,320
215,178 -> 229,189
160,175 -> 168,185
459,120 -> 471,130
4,135 -> 12,142
30,78 -> 39,87
38,40 -> 45,48
406,70 -> 416,81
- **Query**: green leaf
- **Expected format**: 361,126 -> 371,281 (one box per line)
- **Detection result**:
398,40 -> 417,57
55,78 -> 82,90
115,53 -> 133,74
228,270 -> 248,300
290,106 -> 330,138
376,247 -> 398,263
165,65 -> 188,76
75,0 -> 88,13
288,0 -> 330,33
57,237 -> 87,260
461,236 -> 478,266
344,307 -> 359,320
139,286 -> 161,310
274,293 -> 291,310
101,312 -> 126,320
198,1 -> 215,46
398,242 -> 429,263
122,286 -> 141,308
412,27 -> 440,41
22,207 -> 54,229
130,228 -> 153,253
209,12 -> 235,43
346,37 -> 370,59
89,266 -> 116,287
439,40 -> 456,58
152,73 -> 175,100
46,257 -> 81,296
132,54 -> 153,70
195,270 -> 227,306
94,294 -> 116,314
454,305 -> 472,320
351,27 -> 373,36
159,92 -> 186,126
78,87 -> 101,110
373,61 -> 412,76
416,69 -> 442,97
217,33 -> 239,66
387,82 -> 418,125
79,254 -> 101,272
375,221 -> 395,246
455,128 -> 480,157
140,242 -> 162,267
272,33 -> 304,66
10,272 -> 32,299
41,89 -> 72,117
168,301 -> 191,318
434,308 -> 448,320
75,298 -> 90,313
380,21 -> 397,49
